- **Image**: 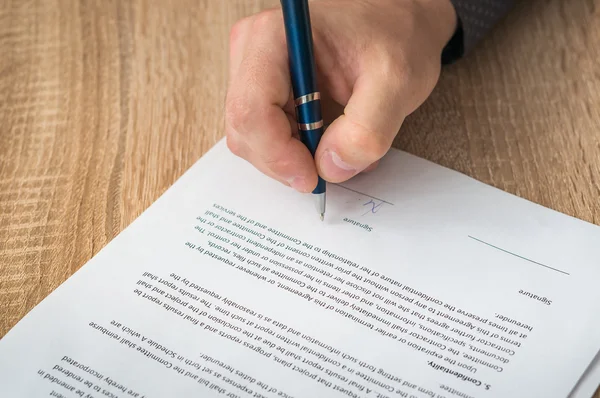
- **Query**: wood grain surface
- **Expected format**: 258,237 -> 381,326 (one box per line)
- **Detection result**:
0,0 -> 599,396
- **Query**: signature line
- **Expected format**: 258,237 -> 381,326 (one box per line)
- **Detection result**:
468,235 -> 570,276
334,184 -> 394,205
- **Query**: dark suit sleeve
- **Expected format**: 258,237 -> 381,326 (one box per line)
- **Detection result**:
442,0 -> 517,64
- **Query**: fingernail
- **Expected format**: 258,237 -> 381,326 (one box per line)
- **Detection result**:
288,177 -> 308,192
320,149 -> 357,180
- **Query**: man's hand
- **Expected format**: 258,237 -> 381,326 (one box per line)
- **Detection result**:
225,0 -> 456,192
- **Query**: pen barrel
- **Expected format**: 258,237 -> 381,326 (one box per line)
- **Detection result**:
280,0 -> 318,97
300,125 -> 326,195
280,0 -> 325,196
313,174 -> 326,195
295,100 -> 322,151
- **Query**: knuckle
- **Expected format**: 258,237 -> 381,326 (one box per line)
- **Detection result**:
263,156 -> 285,171
379,52 -> 411,92
229,17 -> 252,58
251,9 -> 279,31
363,133 -> 390,161
225,95 -> 252,136
261,144 -> 287,168
225,132 -> 243,157
365,48 -> 411,103
347,121 -> 390,162
229,18 -> 247,44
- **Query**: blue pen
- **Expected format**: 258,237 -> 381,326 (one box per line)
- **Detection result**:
280,0 -> 326,221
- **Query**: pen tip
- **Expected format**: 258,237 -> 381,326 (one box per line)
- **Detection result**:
320,213 -> 324,221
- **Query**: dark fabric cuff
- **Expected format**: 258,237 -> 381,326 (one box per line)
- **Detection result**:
441,15 -> 464,65
441,0 -> 516,64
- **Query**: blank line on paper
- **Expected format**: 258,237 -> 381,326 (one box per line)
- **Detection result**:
467,235 -> 570,276
334,184 -> 395,206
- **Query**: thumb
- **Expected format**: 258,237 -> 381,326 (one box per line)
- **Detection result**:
315,67 -> 408,182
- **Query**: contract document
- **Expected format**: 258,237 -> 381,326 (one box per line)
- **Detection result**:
1,140 -> 599,398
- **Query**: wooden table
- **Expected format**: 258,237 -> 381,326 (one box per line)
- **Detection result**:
1,0 -> 598,396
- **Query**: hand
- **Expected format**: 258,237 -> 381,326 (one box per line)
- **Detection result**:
225,0 -> 457,192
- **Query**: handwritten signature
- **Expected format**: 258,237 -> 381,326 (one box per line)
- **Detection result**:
362,199 -> 385,216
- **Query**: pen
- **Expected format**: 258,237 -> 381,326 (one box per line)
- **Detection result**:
280,0 -> 326,221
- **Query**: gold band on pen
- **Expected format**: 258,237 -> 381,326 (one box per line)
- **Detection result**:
298,120 -> 324,131
294,92 -> 321,106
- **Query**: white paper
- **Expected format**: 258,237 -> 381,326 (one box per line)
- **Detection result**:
1,139 -> 600,398
570,352 -> 600,398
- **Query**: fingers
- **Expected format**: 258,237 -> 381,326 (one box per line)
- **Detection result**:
363,160 -> 380,173
315,60 -> 408,182
225,11 -> 318,193
228,17 -> 251,83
